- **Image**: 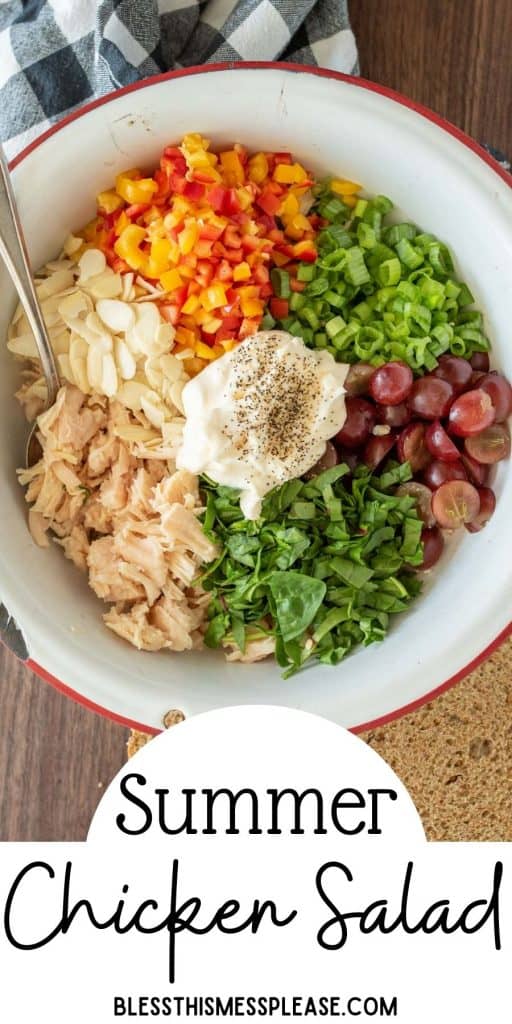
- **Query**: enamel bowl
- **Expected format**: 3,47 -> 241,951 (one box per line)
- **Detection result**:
1,64 -> 511,733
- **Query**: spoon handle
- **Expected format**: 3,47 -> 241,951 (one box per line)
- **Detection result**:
0,145 -> 60,407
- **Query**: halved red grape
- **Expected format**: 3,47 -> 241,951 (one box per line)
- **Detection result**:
369,361 -> 414,405
423,459 -> 468,489
409,376 -> 454,419
418,526 -> 444,569
397,422 -> 431,472
363,432 -> 396,470
376,402 -> 411,428
335,397 -> 377,449
478,373 -> 512,422
432,480 -> 480,529
470,352 -> 490,372
448,388 -> 495,437
396,481 -> 436,527
461,452 -> 489,487
425,420 -> 460,462
345,363 -> 375,397
465,486 -> 496,533
464,424 -> 511,464
433,355 -> 472,394
305,441 -> 338,479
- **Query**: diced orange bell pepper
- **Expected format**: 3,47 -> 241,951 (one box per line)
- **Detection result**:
241,296 -> 264,318
219,150 -> 245,187
175,326 -> 198,347
278,192 -> 300,220
284,213 -> 312,240
114,211 -> 130,236
202,318 -> 223,335
182,294 -> 201,315
195,341 -> 218,359
114,225 -> 147,270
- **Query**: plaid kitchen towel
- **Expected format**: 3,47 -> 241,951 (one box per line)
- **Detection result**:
0,0 -> 358,159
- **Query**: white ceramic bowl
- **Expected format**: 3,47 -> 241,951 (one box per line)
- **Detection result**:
1,64 -> 511,733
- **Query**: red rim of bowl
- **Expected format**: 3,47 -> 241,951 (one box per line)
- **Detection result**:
6,60 -> 512,736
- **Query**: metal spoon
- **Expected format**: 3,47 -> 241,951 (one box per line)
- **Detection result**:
0,144 -> 60,467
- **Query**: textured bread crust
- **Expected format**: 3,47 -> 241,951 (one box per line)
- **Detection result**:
127,639 -> 512,841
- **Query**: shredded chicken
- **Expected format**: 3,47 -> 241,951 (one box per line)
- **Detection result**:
17,383 -> 217,652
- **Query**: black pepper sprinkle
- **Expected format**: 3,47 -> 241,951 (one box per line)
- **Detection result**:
225,331 -> 329,480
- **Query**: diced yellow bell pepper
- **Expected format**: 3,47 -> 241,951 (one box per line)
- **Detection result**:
238,285 -> 259,300
284,213 -> 311,240
248,152 -> 269,184
241,296 -> 264,318
114,211 -> 130,236
342,194 -> 358,208
144,205 -> 162,224
273,162 -> 308,185
330,179 -> 362,196
195,341 -> 217,360
271,250 -> 289,267
278,192 -> 300,220
201,283 -> 227,312
202,318 -> 223,335
114,225 -> 147,270
178,221 -> 199,255
97,190 -> 124,214
160,268 -> 183,292
236,187 -> 253,211
221,339 -> 237,352
233,262 -> 251,282
182,133 -> 210,153
179,264 -> 196,280
220,150 -> 245,187
182,294 -> 201,315
116,175 -> 158,204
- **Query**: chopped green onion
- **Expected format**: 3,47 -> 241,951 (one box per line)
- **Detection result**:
345,246 -> 371,286
326,315 -> 346,338
378,258 -> 401,286
297,263 -> 316,282
270,268 -> 291,298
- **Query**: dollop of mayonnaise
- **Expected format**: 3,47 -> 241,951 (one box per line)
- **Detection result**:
176,331 -> 349,519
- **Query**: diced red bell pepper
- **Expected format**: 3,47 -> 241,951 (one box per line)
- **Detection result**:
199,222 -> 224,242
192,169 -> 219,184
290,278 -> 306,293
270,297 -> 289,320
196,260 -> 215,286
183,180 -> 205,201
260,283 -> 273,299
195,239 -> 214,259
220,314 -> 242,331
241,233 -> 260,252
253,264 -> 270,285
239,317 -> 261,339
168,172 -> 187,195
274,151 -> 293,164
162,148 -> 187,174
215,327 -> 237,343
206,185 -> 228,212
111,256 -> 130,274
256,188 -> 281,217
125,203 -> 150,220
224,225 -> 243,249
217,259 -> 234,282
223,188 -> 242,216
170,284 -> 189,307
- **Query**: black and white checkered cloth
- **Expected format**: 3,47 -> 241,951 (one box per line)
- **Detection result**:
0,0 -> 358,159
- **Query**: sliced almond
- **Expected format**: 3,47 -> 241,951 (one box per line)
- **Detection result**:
36,269 -> 75,298
141,394 -> 166,429
115,337 -> 136,380
78,248 -> 106,282
58,290 -> 91,322
63,234 -> 83,257
57,353 -> 74,384
97,298 -> 135,333
85,271 -> 123,300
101,353 -> 118,397
87,344 -> 104,391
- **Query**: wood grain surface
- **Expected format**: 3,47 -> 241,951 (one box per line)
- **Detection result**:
1,0 -> 511,841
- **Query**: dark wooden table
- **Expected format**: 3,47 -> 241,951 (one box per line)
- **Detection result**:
1,0 -> 511,841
